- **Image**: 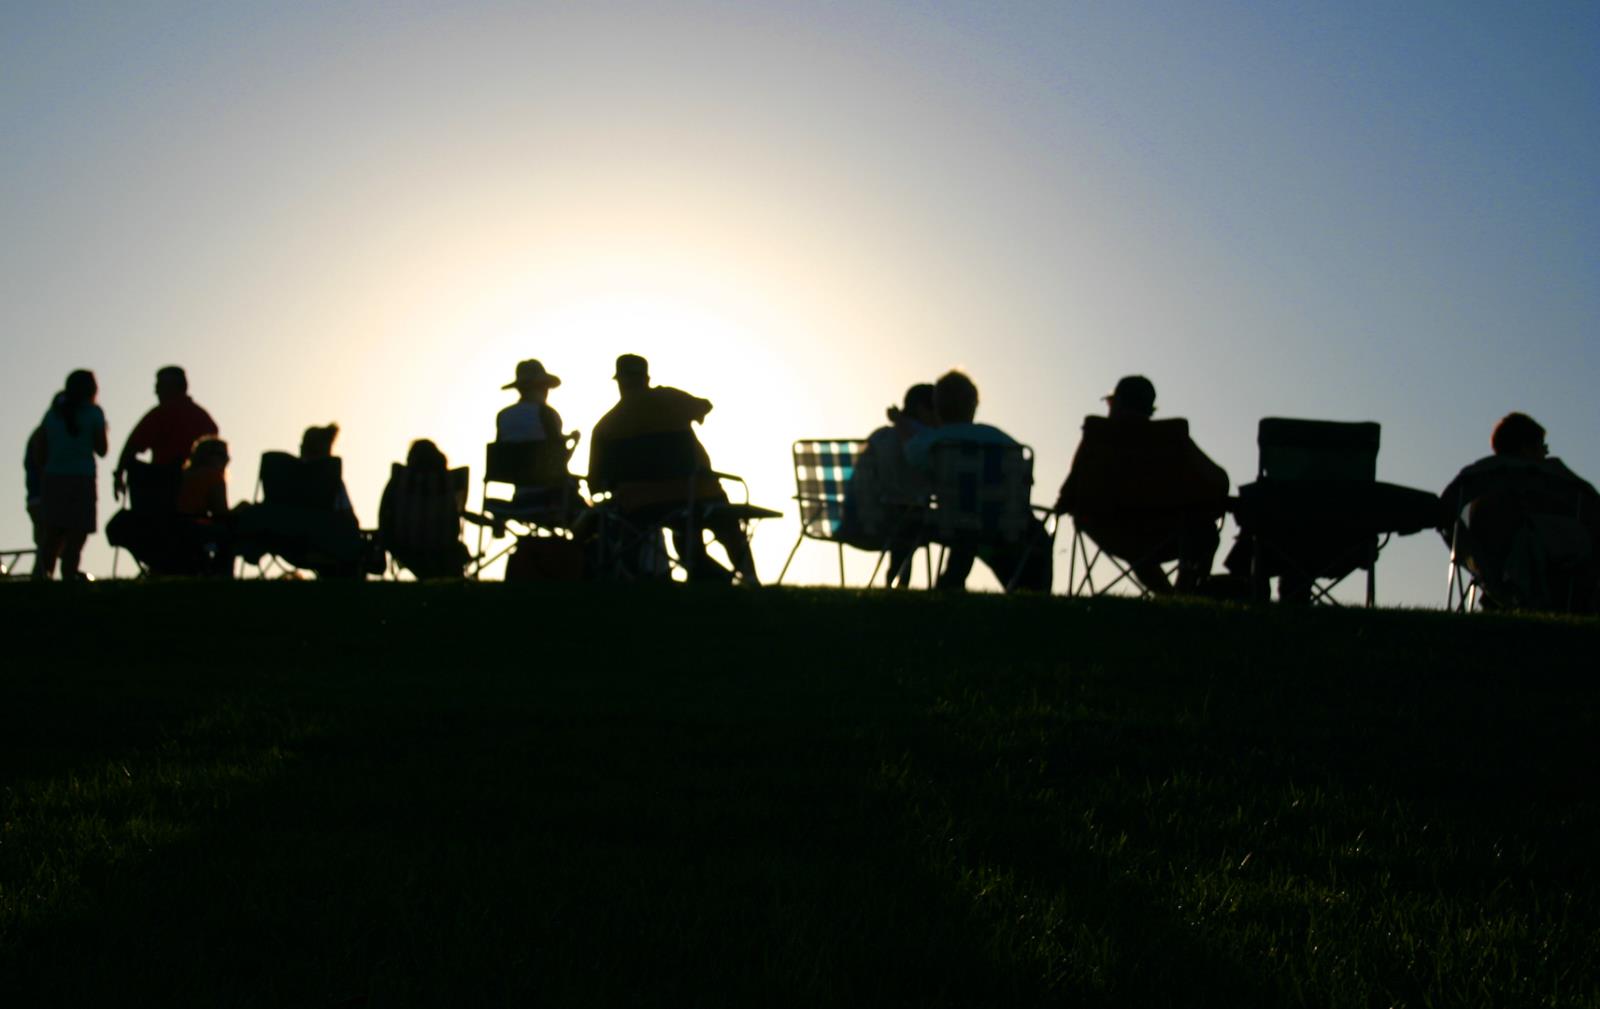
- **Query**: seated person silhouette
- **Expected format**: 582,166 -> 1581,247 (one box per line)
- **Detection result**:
841,383 -> 938,586
587,353 -> 759,584
1055,375 -> 1229,593
234,423 -> 371,577
494,358 -> 585,523
173,435 -> 235,575
379,439 -> 471,579
904,370 -> 1052,592
113,365 -> 218,500
1439,412 -> 1600,611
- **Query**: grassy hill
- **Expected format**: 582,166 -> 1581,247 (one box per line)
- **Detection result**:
1,581 -> 1596,1007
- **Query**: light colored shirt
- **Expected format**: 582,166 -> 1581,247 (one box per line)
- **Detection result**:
41,402 -> 106,477
496,401 -> 547,443
904,422 -> 1018,472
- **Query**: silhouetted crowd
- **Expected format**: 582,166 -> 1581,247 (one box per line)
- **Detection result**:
16,359 -> 1600,613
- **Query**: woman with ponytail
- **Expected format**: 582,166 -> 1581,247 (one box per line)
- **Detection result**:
34,369 -> 108,580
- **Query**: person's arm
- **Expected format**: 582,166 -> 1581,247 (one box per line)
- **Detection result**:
206,473 -> 229,519
114,410 -> 151,494
92,409 -> 108,458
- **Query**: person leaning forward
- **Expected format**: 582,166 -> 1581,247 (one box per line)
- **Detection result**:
114,366 -> 218,498
587,353 -> 758,584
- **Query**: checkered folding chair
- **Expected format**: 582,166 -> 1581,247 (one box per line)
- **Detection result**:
927,441 -> 1056,592
775,439 -> 933,587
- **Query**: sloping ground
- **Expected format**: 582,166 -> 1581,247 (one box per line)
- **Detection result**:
1,582 -> 1596,1008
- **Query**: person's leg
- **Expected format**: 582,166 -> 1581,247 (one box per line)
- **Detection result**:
668,524 -> 730,582
937,543 -> 975,590
1175,516 -> 1221,592
706,513 -> 758,584
58,530 -> 88,581
980,522 -> 1054,593
33,525 -> 63,580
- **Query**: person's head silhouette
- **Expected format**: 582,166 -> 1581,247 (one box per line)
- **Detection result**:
155,366 -> 189,402
1491,412 -> 1547,460
1105,375 -> 1156,420
502,360 -> 561,402
932,371 -> 979,425
406,438 -> 448,471
614,353 -> 650,395
300,423 -> 339,459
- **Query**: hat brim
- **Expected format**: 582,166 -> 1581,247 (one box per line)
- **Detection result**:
504,376 -> 561,389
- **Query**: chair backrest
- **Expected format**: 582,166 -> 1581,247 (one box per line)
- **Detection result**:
382,463 -> 469,553
928,441 -> 1035,542
1257,418 -> 1379,482
127,461 -> 182,515
598,429 -> 708,483
485,440 -> 568,489
260,451 -> 344,509
1065,417 -> 1210,514
790,439 -> 867,539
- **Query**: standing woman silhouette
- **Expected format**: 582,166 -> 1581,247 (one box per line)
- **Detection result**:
32,370 -> 108,580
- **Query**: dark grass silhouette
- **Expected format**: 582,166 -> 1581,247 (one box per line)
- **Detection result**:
1,582 -> 1596,1007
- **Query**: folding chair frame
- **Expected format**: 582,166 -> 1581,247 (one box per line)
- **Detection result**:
776,438 -> 936,589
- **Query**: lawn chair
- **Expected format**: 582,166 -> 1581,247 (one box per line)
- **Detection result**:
1443,462 -> 1596,613
470,436 -> 583,578
106,461 -> 187,577
0,547 -> 34,578
235,451 -> 380,579
925,441 -> 1056,592
589,429 -> 780,583
1058,417 -> 1228,597
775,438 -> 933,588
1230,418 -> 1435,605
380,463 -> 472,579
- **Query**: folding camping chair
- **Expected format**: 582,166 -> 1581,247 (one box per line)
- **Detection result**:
1058,417 -> 1228,597
775,438 -> 933,588
471,436 -> 583,578
379,463 -> 472,579
106,460 -> 185,577
1232,418 -> 1385,605
235,452 -> 380,578
923,441 -> 1056,592
0,547 -> 34,578
588,429 -> 780,583
1444,464 -> 1595,613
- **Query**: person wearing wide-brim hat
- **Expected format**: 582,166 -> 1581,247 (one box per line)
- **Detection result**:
495,359 -> 587,522
496,359 -> 566,445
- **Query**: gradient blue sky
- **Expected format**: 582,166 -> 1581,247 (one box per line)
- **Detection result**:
4,1 -> 1596,602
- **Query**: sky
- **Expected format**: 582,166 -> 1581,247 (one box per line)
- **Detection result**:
3,0 -> 1596,603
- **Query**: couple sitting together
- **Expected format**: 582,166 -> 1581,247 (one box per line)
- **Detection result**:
838,369 -> 1054,593
840,371 -> 1228,596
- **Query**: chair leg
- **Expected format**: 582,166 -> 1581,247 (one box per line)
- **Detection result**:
776,533 -> 804,585
838,543 -> 846,588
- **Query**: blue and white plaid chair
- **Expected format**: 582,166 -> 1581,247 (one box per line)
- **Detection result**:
926,441 -> 1056,592
776,439 -> 933,587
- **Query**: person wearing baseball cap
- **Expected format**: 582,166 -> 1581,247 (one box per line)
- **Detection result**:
1104,374 -> 1157,419
1056,374 -> 1229,593
588,353 -> 760,584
